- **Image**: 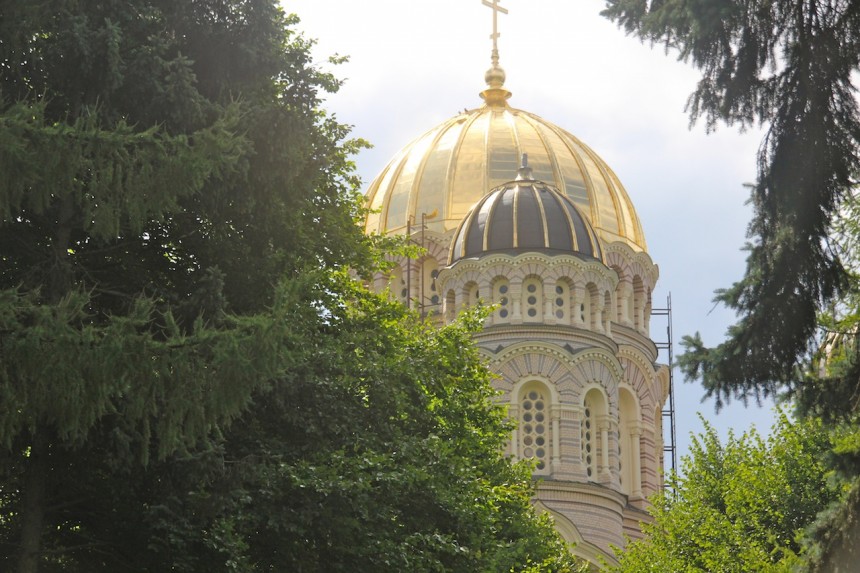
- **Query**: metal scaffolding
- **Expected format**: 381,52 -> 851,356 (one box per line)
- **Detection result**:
651,294 -> 677,486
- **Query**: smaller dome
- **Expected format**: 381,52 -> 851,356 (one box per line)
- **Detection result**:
450,158 -> 605,264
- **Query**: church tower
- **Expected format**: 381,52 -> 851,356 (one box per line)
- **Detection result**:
363,2 -> 669,566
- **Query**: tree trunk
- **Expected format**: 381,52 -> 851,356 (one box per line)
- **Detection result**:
16,431 -> 48,573
16,170 -> 73,573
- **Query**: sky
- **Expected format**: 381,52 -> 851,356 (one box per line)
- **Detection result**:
284,0 -> 777,465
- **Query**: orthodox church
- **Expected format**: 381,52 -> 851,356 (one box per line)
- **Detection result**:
362,2 -> 670,566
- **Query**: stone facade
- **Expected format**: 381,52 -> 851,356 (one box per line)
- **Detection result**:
372,228 -> 669,566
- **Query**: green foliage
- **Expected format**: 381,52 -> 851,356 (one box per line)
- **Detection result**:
192,282 -> 580,573
0,275 -> 580,571
604,0 -> 860,410
0,1 -> 578,571
0,286 -> 287,460
610,412 -> 839,573
0,99 -> 249,240
601,6 -> 860,567
803,477 -> 860,573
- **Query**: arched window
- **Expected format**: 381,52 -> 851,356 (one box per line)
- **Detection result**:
522,277 -> 543,322
553,280 -> 571,324
389,265 -> 407,304
579,288 -> 590,326
633,275 -> 645,331
493,278 -> 511,322
520,383 -> 552,474
583,283 -> 599,330
445,289 -> 456,323
618,388 -> 639,496
603,291 -> 613,331
581,388 -> 607,481
422,258 -> 440,309
626,287 -> 635,328
464,282 -> 480,306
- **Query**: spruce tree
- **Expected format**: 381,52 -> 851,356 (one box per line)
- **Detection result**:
0,2 -> 374,570
0,3 -> 581,571
602,2 -> 860,569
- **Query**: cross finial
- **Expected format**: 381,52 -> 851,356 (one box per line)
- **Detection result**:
482,0 -> 508,66
479,0 -> 511,105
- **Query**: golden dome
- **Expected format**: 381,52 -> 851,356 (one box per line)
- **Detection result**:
450,159 -> 605,265
364,92 -> 647,252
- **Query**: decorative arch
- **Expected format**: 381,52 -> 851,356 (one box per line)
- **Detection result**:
515,380 -> 554,475
491,275 -> 512,324
389,263 -> 407,304
492,343 -> 575,396
532,502 -> 617,569
552,277 -> 573,326
522,274 -> 543,322
604,243 -> 658,289
567,349 -> 623,400
617,350 -> 658,417
480,260 -> 518,279
582,282 -> 600,330
581,384 -> 608,481
420,256 -> 440,309
462,281 -> 480,307
500,374 -> 563,475
444,289 -> 456,323
617,385 -> 641,497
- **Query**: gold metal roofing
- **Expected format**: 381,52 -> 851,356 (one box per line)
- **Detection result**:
449,157 -> 606,264
363,98 -> 648,252
364,1 -> 646,252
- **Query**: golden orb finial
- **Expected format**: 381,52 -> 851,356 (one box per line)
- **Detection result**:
480,0 -> 512,107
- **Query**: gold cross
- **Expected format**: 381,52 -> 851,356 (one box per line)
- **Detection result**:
482,0 -> 508,53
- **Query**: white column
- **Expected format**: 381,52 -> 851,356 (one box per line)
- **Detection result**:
599,417 -> 610,481
619,282 -> 632,326
544,280 -> 556,323
551,404 -> 561,474
573,286 -> 586,327
511,282 -> 523,324
631,427 -> 643,498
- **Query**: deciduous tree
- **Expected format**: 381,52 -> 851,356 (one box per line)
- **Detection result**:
601,4 -> 860,568
0,2 -> 580,571
602,0 -> 860,411
611,413 -> 838,573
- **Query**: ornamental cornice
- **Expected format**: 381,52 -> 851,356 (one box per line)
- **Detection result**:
473,324 -> 618,353
604,242 -> 659,280
488,341 -> 574,370
617,347 -> 660,412
532,501 -> 617,568
438,251 -> 617,284
408,228 -> 453,246
567,347 -> 625,381
611,323 -> 658,358
617,345 -> 660,376
536,479 -> 627,511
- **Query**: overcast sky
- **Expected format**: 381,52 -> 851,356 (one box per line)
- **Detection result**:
284,0 -> 777,464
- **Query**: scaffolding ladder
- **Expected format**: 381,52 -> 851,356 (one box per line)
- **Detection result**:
651,294 -> 677,486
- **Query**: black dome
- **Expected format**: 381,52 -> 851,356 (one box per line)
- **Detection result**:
449,162 -> 605,264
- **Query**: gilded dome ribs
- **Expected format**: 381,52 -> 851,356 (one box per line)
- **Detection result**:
365,94 -> 647,252
362,24 -> 665,563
